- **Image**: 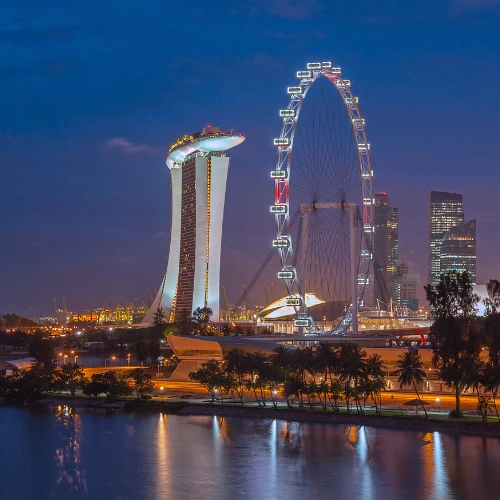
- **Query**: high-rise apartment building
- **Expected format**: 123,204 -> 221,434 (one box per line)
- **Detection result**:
373,193 -> 399,309
440,219 -> 476,284
428,191 -> 464,285
143,126 -> 245,323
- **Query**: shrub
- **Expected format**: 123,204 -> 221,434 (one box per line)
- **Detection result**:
449,409 -> 464,418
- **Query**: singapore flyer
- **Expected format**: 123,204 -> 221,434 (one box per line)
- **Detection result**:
271,61 -> 374,334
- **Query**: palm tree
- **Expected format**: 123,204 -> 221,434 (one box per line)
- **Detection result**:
366,353 -> 386,380
481,362 -> 500,422
476,396 -> 493,422
270,345 -> 294,382
395,351 -> 428,417
328,379 -> 343,412
224,349 -> 248,403
366,353 -> 387,413
368,377 -> 386,413
338,343 -> 368,412
292,347 -> 315,384
317,379 -> 329,410
314,342 -> 338,383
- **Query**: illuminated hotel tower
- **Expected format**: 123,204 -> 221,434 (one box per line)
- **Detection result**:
143,126 -> 245,323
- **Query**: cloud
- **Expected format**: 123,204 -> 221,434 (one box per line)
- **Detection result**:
104,137 -> 159,155
231,0 -> 320,20
266,0 -> 319,19
154,231 -> 169,239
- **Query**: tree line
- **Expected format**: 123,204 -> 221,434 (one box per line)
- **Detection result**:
189,343 -> 431,415
0,363 -> 155,403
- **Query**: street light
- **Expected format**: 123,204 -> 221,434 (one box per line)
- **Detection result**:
74,355 -> 78,364
64,355 -> 68,365
104,356 -> 115,367
127,353 -> 131,367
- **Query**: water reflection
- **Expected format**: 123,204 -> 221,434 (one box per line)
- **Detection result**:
1,407 -> 500,500
155,414 -> 170,498
53,405 -> 87,497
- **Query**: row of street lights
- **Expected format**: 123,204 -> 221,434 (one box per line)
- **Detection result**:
58,352 -> 78,364
56,352 -> 132,367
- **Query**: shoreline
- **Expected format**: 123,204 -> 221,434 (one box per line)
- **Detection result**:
21,396 -> 500,438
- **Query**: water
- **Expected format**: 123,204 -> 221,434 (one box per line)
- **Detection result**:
1,406 -> 499,500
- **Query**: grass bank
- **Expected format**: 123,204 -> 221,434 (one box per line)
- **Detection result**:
31,395 -> 500,438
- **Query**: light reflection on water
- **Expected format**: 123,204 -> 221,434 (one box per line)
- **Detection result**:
1,406 -> 500,500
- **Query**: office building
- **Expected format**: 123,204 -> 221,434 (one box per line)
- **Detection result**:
440,219 -> 476,284
373,193 -> 399,309
428,191 -> 464,285
396,262 -> 419,312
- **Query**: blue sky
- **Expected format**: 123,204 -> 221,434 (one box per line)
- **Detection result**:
1,0 -> 499,316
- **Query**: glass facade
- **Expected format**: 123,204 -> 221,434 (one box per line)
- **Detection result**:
176,158 -> 197,315
440,219 -> 476,284
373,193 -> 399,308
428,191 -> 464,285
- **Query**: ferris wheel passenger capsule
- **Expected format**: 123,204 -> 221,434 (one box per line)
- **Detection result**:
306,62 -> 322,70
271,170 -> 287,179
296,70 -> 312,79
287,86 -> 303,95
321,61 -> 332,68
331,67 -> 342,74
272,238 -> 290,248
278,270 -> 295,279
294,318 -> 311,327
270,205 -> 287,214
273,138 -> 290,147
357,143 -> 371,152
279,109 -> 296,118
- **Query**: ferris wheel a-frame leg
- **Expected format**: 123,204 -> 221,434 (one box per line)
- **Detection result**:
350,208 -> 358,334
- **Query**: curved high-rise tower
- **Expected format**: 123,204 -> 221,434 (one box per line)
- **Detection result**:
143,126 -> 245,323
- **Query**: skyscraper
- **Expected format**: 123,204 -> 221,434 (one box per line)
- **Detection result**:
143,126 -> 245,323
428,191 -> 464,285
440,219 -> 476,284
396,262 -> 419,312
373,193 -> 399,309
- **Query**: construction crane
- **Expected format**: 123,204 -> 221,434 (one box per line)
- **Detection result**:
221,287 -> 229,321
264,286 -> 270,306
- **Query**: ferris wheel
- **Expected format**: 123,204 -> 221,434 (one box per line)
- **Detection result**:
271,61 -> 374,334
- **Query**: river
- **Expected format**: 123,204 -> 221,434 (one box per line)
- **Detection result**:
0,406 -> 499,500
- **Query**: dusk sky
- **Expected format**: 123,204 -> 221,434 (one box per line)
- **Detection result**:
2,0 -> 499,317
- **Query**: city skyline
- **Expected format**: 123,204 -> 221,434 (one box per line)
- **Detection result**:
2,0 -> 500,316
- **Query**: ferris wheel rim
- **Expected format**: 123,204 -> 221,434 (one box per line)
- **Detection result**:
272,62 -> 374,333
